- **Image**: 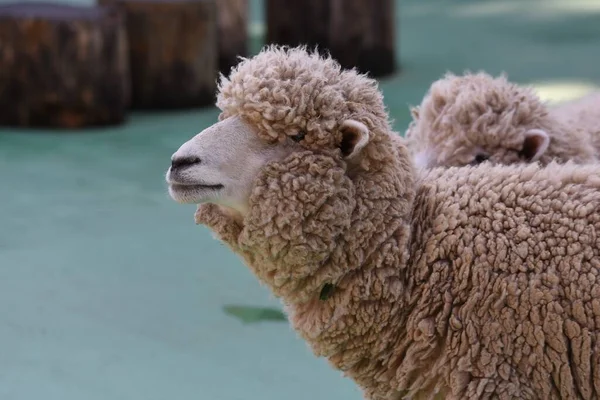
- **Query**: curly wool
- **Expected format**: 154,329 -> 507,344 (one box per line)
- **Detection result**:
405,72 -> 597,167
551,91 -> 600,151
216,45 -> 397,171
409,161 -> 600,399
195,47 -> 600,400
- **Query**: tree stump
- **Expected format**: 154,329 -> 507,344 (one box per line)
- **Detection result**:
216,0 -> 248,75
99,0 -> 217,110
266,0 -> 397,78
0,2 -> 130,128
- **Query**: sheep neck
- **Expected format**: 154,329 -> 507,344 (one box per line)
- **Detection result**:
194,137 -> 444,399
279,140 -> 419,397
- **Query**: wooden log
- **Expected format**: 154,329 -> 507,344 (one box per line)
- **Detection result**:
265,0 -> 397,78
0,2 -> 130,128
329,0 -> 396,78
265,0 -> 329,53
216,0 -> 248,74
99,0 -> 217,110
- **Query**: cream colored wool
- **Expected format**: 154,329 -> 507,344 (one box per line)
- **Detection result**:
551,91 -> 600,151
405,72 -> 599,168
172,47 -> 600,400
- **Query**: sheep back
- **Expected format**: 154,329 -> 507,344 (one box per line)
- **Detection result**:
407,160 -> 600,399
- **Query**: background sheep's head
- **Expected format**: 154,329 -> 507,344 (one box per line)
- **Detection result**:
165,46 -> 390,216
406,72 -> 555,169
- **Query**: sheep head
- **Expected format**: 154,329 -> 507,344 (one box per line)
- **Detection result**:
166,115 -> 370,216
406,72 -> 595,169
165,46 -> 411,304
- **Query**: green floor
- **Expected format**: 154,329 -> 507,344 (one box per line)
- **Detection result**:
1,1 -> 600,399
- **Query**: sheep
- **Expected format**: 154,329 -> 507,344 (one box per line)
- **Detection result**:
405,72 -> 599,169
166,46 -> 600,400
552,90 -> 600,150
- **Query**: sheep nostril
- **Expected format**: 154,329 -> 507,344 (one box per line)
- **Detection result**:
171,156 -> 201,170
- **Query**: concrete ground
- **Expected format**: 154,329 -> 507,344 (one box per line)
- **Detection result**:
1,0 -> 599,399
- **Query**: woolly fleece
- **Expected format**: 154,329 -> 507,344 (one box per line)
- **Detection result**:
193,47 -> 600,400
405,72 -> 598,168
552,91 -> 600,152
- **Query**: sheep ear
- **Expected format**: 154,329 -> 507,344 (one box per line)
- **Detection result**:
339,119 -> 370,159
521,129 -> 550,161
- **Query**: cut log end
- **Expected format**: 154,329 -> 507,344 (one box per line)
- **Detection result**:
0,2 -> 131,128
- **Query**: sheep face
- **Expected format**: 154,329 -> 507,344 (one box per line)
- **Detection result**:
166,114 -> 370,216
408,125 -> 551,169
166,115 -> 293,214
166,46 -> 390,217
406,72 -> 553,169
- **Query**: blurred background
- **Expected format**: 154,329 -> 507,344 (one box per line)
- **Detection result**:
0,0 -> 599,399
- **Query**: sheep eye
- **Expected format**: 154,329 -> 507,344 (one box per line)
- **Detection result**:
471,154 -> 489,165
290,131 -> 306,142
